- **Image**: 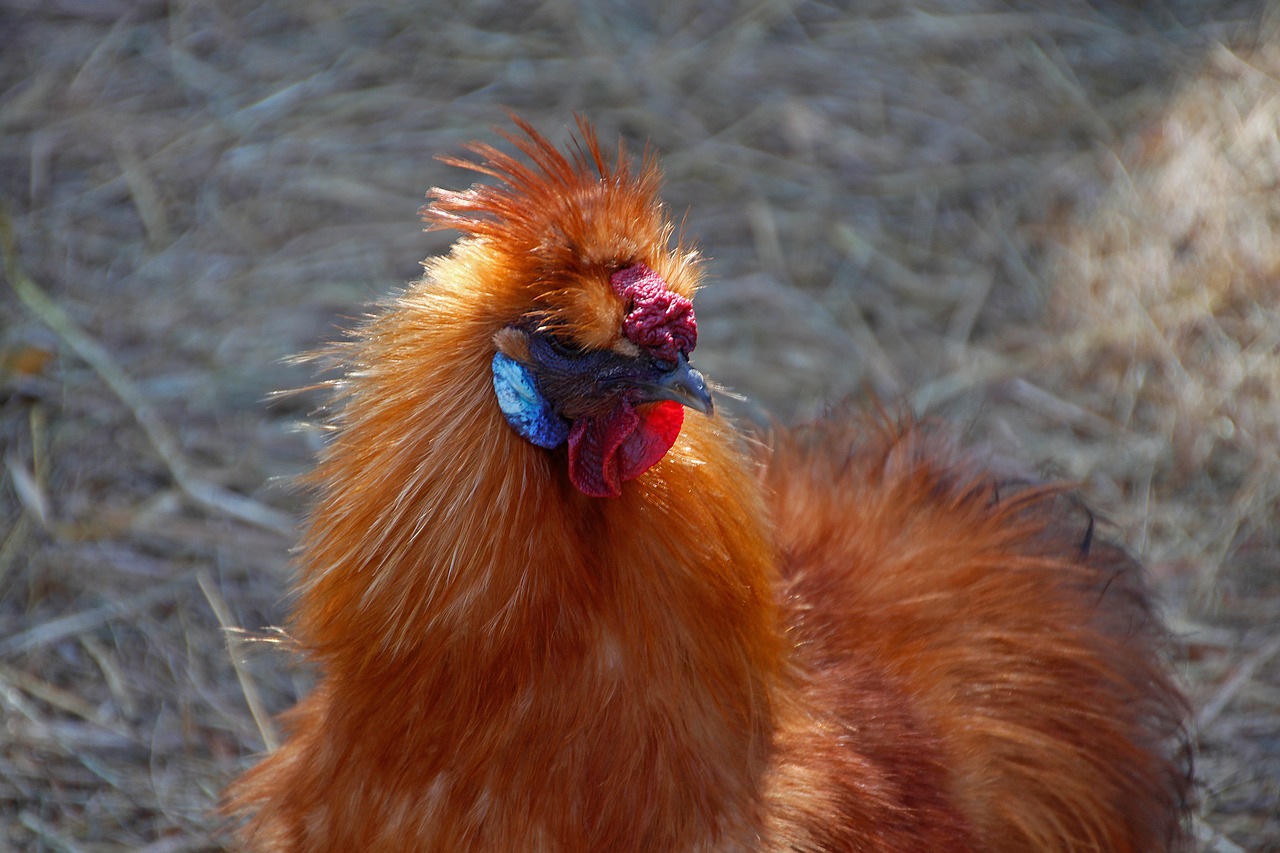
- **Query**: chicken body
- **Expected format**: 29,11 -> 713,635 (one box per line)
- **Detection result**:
227,119 -> 1190,852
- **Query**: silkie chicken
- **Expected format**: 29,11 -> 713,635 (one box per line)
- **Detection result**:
227,117 -> 1191,852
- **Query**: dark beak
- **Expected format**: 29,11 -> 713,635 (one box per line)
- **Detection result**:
638,353 -> 714,416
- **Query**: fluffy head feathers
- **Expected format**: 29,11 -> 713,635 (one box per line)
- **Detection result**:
423,115 -> 699,352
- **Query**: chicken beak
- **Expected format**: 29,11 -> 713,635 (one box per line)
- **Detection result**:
643,354 -> 714,416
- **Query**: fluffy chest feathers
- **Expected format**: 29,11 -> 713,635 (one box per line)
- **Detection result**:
284,287 -> 782,847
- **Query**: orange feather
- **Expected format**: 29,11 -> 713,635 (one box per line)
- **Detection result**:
226,118 -> 1190,852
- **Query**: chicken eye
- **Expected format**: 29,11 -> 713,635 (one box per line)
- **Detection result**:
547,334 -> 587,358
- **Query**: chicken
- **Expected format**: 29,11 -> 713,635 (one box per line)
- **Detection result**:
226,117 -> 1191,852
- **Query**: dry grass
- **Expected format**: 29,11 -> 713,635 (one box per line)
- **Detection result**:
1034,37 -> 1280,846
0,0 -> 1275,849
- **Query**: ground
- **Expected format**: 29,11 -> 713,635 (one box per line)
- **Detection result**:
0,1 -> 1276,850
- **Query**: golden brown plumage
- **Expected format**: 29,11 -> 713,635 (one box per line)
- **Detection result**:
226,117 -> 1190,851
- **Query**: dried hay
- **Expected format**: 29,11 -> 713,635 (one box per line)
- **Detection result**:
1042,40 -> 1280,575
1032,37 -> 1280,844
0,0 -> 1274,849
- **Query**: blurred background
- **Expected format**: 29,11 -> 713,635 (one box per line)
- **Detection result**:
1,0 -> 1277,849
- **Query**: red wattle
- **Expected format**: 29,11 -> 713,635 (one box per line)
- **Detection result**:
619,401 -> 684,481
567,401 -> 685,498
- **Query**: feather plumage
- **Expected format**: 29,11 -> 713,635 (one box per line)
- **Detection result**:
227,118 -> 1191,852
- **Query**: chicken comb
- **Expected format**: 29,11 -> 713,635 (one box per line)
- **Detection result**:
610,263 -> 697,363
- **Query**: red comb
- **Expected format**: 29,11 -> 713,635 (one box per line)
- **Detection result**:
610,264 -> 697,363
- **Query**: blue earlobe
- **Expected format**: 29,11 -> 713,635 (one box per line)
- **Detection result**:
491,352 -> 570,449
